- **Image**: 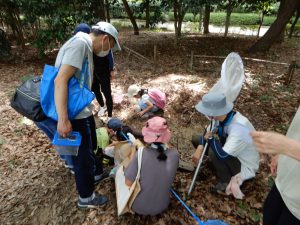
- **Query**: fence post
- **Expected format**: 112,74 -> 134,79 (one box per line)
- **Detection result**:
154,44 -> 157,64
190,51 -> 194,71
285,60 -> 297,85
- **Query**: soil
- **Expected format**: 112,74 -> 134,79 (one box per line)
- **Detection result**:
0,30 -> 299,225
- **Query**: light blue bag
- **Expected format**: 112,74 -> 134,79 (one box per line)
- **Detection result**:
40,49 -> 95,121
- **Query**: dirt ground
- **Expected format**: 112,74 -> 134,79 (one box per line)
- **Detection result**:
0,30 -> 299,225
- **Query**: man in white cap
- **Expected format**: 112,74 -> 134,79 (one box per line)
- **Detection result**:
54,21 -> 120,208
192,93 -> 259,198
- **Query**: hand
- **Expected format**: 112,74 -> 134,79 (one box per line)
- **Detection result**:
110,70 -> 115,80
269,155 -> 278,176
57,119 -> 72,138
204,131 -> 213,141
137,111 -> 144,117
192,145 -> 204,166
250,131 -> 287,155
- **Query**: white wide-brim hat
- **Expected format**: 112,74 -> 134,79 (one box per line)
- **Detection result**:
195,92 -> 233,117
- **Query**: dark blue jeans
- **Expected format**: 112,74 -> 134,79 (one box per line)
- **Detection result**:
71,115 -> 103,198
35,118 -> 73,167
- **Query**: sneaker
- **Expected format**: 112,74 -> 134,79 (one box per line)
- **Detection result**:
101,117 -> 112,124
77,194 -> 108,208
141,112 -> 154,119
64,163 -> 74,169
70,168 -> 75,175
109,167 -> 118,177
94,170 -> 110,184
98,106 -> 107,117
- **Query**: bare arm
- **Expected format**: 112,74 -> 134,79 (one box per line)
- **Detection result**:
137,100 -> 153,116
124,145 -> 138,187
192,145 -> 204,166
251,131 -> 300,161
125,178 -> 134,187
54,64 -> 77,137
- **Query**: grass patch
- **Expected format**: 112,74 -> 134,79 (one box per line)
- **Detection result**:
260,94 -> 273,102
250,211 -> 262,223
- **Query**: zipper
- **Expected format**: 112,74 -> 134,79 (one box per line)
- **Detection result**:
16,88 -> 40,102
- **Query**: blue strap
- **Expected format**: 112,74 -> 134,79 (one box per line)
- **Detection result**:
217,111 -> 235,139
208,138 -> 229,159
79,59 -> 88,88
120,131 -> 130,143
170,189 -> 204,225
115,130 -> 133,145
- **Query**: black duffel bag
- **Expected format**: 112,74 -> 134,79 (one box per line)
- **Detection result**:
10,76 -> 47,122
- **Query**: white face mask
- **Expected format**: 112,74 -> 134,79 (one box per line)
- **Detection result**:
97,37 -> 110,57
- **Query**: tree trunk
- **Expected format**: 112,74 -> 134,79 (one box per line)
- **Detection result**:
173,0 -> 185,38
145,0 -> 150,28
224,6 -> 232,37
174,0 -> 179,37
105,0 -> 110,23
178,16 -> 184,37
249,0 -> 300,53
289,8 -> 300,38
257,12 -> 265,38
122,0 -> 139,35
199,6 -> 203,32
98,0 -> 106,21
203,4 -> 210,34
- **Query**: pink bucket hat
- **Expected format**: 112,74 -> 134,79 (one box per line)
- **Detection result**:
142,117 -> 172,143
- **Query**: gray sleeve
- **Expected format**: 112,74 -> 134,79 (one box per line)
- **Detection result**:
173,150 -> 180,169
124,152 -> 138,182
61,39 -> 88,70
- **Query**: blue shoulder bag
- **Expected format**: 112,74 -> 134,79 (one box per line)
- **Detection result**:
40,38 -> 95,121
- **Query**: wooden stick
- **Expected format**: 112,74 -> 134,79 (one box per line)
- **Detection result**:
285,61 -> 297,85
154,44 -> 157,64
123,45 -> 154,64
190,51 -> 194,70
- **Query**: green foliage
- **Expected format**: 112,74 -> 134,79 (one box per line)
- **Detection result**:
165,12 -> 277,25
0,0 -> 109,56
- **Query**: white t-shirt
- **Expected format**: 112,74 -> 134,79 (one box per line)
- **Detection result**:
55,32 -> 94,119
276,106 -> 300,220
222,112 -> 260,180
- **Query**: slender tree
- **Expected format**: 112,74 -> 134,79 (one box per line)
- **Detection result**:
289,7 -> 300,38
203,3 -> 211,34
122,0 -> 139,35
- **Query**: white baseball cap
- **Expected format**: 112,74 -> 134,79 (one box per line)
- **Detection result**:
92,21 -> 121,52
128,84 -> 141,98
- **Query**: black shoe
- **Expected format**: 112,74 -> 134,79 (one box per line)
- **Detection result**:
210,182 -> 228,194
94,170 -> 110,184
77,194 -> 108,208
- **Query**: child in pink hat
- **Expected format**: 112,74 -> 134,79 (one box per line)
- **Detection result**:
124,117 -> 179,215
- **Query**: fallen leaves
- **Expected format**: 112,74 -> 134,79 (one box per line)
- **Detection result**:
0,32 -> 299,225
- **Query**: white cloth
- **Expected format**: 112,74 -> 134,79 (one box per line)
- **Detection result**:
276,106 -> 300,220
226,173 -> 244,199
